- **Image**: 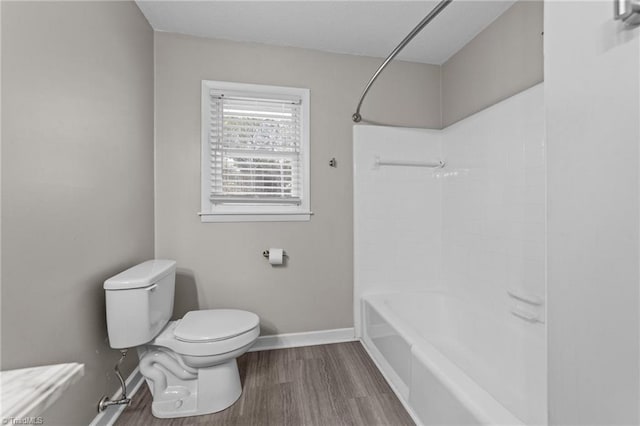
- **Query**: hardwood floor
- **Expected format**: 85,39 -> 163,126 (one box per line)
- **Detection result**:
116,341 -> 414,426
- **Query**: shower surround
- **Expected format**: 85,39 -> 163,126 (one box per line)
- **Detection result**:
354,84 -> 545,425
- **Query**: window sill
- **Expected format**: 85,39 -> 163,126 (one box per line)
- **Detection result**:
199,212 -> 312,223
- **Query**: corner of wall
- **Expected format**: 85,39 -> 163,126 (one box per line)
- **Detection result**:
438,64 -> 444,130
153,30 -> 158,259
439,0 -> 544,128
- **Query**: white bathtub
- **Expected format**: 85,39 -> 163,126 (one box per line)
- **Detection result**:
362,291 -> 546,425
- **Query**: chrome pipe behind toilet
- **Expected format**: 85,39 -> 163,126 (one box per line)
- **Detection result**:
98,349 -> 132,412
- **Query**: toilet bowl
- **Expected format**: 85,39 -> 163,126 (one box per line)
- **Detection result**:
139,310 -> 259,418
103,260 -> 260,418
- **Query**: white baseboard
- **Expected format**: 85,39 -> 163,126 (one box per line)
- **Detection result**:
249,327 -> 356,352
89,367 -> 145,426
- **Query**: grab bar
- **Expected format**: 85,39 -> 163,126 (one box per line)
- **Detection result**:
507,289 -> 543,306
352,0 -> 453,122
374,156 -> 445,169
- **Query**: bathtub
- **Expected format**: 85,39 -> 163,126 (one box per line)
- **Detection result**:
361,291 -> 546,425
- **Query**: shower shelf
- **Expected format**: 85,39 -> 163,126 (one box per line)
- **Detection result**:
374,156 -> 445,169
507,289 -> 543,306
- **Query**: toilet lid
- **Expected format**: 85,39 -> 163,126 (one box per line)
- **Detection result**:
174,309 -> 260,343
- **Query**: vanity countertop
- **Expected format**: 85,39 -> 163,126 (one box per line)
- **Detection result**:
1,363 -> 84,420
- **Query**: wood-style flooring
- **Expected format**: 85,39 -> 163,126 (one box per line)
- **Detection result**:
116,341 -> 414,426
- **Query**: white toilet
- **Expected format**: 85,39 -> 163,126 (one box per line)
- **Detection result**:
103,259 -> 259,418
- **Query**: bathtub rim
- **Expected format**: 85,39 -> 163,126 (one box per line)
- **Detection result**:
362,291 -> 525,426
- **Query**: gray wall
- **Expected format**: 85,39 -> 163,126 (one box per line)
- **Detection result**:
441,0 -> 544,127
1,2 -> 154,425
545,1 -> 640,423
0,1 -> 543,422
154,32 -> 441,335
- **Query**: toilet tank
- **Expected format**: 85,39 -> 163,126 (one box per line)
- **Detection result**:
104,260 -> 176,349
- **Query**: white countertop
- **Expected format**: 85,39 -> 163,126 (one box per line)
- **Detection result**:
1,363 -> 84,419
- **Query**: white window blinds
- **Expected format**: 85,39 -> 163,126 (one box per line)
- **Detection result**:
208,91 -> 303,205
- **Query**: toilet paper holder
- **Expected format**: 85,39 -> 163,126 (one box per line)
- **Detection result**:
262,250 -> 288,258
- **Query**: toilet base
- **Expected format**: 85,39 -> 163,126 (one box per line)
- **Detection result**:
150,359 -> 242,418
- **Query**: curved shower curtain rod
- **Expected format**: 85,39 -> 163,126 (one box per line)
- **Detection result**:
352,0 -> 453,123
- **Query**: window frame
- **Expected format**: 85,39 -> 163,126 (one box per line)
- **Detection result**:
200,80 -> 311,223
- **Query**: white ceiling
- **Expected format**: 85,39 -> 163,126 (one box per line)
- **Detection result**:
136,1 -> 515,65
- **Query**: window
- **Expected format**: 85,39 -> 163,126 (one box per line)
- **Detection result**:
200,81 -> 311,222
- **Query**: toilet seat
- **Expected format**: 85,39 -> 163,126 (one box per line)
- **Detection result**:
150,311 -> 260,357
175,309 -> 259,343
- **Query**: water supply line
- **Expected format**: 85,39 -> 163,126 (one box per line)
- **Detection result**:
98,349 -> 132,412
352,0 -> 453,123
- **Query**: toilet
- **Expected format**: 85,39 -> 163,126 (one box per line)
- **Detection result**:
103,259 -> 259,418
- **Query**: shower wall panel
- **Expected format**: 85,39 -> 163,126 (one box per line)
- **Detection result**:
441,84 -> 545,319
441,84 -> 546,423
353,125 -> 443,335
